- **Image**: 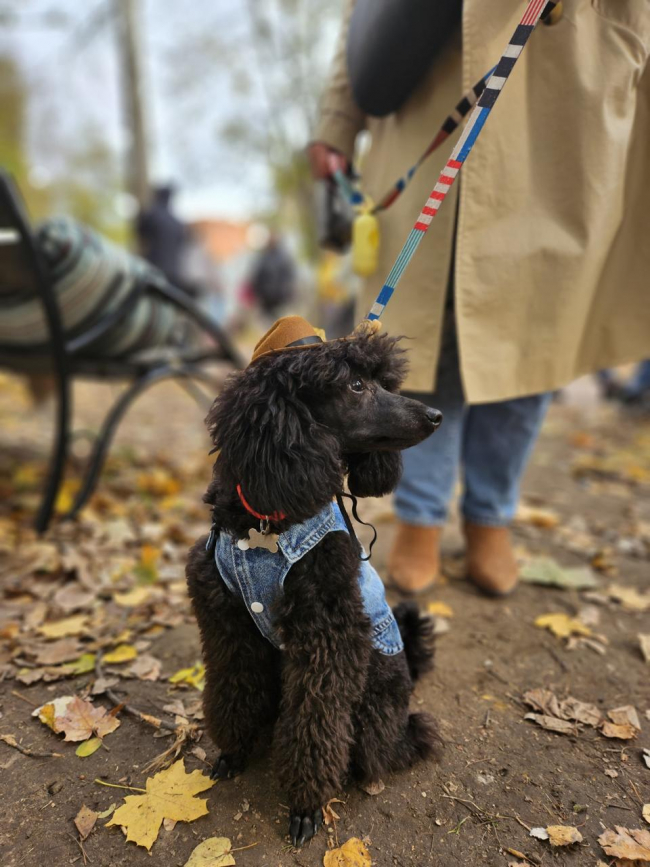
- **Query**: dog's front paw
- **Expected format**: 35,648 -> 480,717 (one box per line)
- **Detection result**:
289,808 -> 323,847
210,753 -> 245,781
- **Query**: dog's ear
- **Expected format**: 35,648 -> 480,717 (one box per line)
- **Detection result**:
206,358 -> 344,521
347,451 -> 403,498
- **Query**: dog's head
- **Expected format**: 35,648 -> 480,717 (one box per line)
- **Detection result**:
207,329 -> 441,523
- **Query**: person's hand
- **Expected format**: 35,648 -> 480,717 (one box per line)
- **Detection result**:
307,142 -> 348,179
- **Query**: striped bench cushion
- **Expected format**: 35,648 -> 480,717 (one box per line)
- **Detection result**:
0,217 -> 183,357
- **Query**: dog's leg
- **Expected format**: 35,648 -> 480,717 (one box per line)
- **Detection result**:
352,651 -> 440,785
187,540 -> 280,780
274,535 -> 371,847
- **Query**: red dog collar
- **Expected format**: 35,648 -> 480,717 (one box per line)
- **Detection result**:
236,484 -> 287,524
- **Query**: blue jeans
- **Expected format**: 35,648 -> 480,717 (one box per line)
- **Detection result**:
395,315 -> 551,527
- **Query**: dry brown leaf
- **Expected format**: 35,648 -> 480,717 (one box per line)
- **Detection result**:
523,689 -> 602,728
74,804 -> 98,840
599,826 -> 650,860
601,722 -> 639,740
643,805 -> 650,825
33,638 -> 83,666
524,713 -> 576,735
127,654 -> 161,681
546,825 -> 583,846
56,696 -> 121,742
53,584 -> 96,613
323,837 -> 372,867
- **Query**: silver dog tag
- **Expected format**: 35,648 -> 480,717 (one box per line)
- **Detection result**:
237,528 -> 279,553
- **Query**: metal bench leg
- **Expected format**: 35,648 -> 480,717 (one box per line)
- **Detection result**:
35,368 -> 72,533
62,365 -> 216,520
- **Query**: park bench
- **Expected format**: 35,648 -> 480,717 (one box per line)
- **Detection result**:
0,170 -> 243,532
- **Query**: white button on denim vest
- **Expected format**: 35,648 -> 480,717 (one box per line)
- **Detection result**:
214,502 -> 404,656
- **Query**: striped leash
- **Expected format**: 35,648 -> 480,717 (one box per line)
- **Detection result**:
331,67 -> 496,215
367,0 -> 556,321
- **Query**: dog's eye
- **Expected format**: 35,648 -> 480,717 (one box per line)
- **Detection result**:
349,378 -> 365,393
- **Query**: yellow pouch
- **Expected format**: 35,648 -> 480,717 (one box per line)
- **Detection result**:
352,211 -> 380,277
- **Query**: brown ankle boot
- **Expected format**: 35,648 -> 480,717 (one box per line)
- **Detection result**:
464,522 -> 518,596
387,523 -> 441,594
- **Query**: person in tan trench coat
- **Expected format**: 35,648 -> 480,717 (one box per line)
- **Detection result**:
309,0 -> 650,595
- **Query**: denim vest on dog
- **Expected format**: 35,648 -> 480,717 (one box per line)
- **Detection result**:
214,502 -> 403,656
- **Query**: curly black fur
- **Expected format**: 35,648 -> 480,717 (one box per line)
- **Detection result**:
186,329 -> 442,846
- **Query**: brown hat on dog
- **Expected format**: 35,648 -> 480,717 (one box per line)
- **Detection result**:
250,316 -> 325,364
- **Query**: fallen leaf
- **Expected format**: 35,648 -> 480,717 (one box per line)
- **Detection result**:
127,654 -> 161,681
598,826 -> 650,861
516,504 -> 560,529
605,769 -> 619,778
56,696 -> 120,742
74,805 -> 98,840
524,713 -> 577,735
601,722 -> 640,740
609,706 -> 641,731
184,837 -> 235,867
534,613 -> 592,639
169,663 -> 205,691
67,653 -> 97,676
643,805 -> 650,825
530,827 -> 549,840
103,644 -> 138,664
523,689 -> 602,727
639,634 -> 650,664
323,837 -> 372,867
566,636 -> 608,655
546,825 -> 583,846
113,587 -> 152,608
34,638 -> 83,666
53,584 -> 95,613
606,584 -> 650,612
107,759 -> 214,850
33,696 -> 75,731
520,558 -> 598,590
97,803 -> 117,819
92,676 -> 119,695
426,602 -> 454,618
76,737 -> 103,757
38,615 -> 88,639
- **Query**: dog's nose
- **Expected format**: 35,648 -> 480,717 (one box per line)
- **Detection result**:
426,408 -> 443,429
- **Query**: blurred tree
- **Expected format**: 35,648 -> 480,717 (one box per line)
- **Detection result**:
0,54 -> 51,219
164,0 -> 342,263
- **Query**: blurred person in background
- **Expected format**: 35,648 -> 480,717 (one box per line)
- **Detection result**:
598,361 -> 650,411
136,184 -> 189,290
248,231 -> 296,324
309,0 -> 650,597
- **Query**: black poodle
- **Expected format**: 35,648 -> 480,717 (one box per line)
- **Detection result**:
186,321 -> 442,847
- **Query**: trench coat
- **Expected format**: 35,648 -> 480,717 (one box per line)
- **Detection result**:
314,0 -> 650,402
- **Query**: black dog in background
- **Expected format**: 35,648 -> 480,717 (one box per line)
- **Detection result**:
186,319 -> 442,847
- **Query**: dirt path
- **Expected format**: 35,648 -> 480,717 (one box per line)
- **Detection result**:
0,374 -> 649,867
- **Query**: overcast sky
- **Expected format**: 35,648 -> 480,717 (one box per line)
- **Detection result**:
1,0 -> 339,220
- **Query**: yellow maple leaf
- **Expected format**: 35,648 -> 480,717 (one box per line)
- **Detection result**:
324,838 -> 372,867
104,644 -> 138,664
169,663 -> 206,692
184,837 -> 235,867
107,759 -> 214,850
534,613 -> 592,639
546,825 -> 583,846
39,615 -> 88,639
